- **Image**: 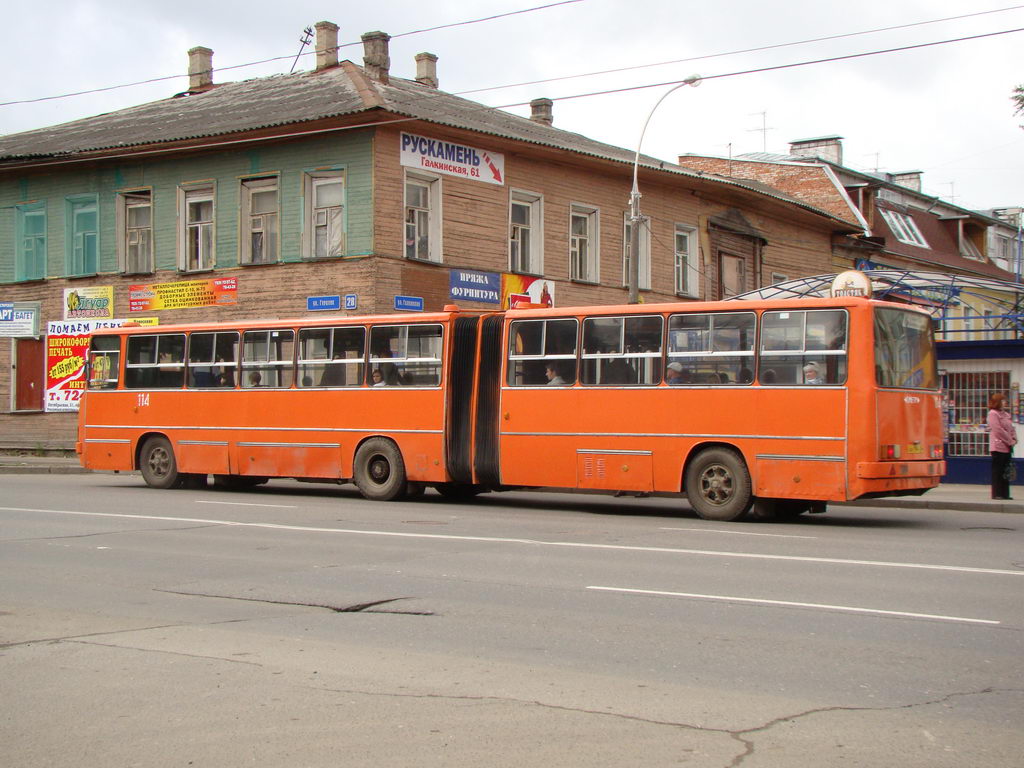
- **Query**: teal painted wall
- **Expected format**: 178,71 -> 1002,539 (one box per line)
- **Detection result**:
0,130 -> 374,283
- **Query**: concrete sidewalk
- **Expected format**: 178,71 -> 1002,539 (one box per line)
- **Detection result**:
0,452 -> 1019,514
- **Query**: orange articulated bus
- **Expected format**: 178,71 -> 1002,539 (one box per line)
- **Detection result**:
78,296 -> 945,521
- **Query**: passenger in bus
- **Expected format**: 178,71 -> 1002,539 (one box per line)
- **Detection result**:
603,356 -> 634,384
666,362 -> 687,385
320,356 -> 346,386
738,367 -> 753,384
545,363 -> 567,386
248,372 -> 262,387
371,369 -> 387,387
760,368 -> 777,384
216,358 -> 235,387
301,375 -> 314,387
802,362 -> 823,384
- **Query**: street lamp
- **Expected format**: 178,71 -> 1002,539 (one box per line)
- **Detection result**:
628,74 -> 701,304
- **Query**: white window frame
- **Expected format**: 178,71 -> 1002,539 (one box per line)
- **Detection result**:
770,272 -> 789,285
569,204 -> 599,283
66,195 -> 98,277
177,183 -> 216,272
303,170 -> 346,259
117,189 -> 154,274
622,213 -> 651,291
509,189 -> 543,275
960,233 -> 983,261
674,223 -> 699,297
404,171 -> 442,263
878,208 -> 929,248
240,176 -> 279,265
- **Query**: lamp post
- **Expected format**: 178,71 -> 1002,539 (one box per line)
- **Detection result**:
628,74 -> 701,304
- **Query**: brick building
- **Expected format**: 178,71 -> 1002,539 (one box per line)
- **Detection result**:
0,23 -> 859,449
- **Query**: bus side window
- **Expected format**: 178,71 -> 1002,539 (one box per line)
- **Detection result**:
507,318 -> 578,386
125,334 -> 186,389
668,312 -> 754,386
188,331 -> 239,388
299,326 -> 365,387
242,329 -> 295,388
369,324 -> 443,386
581,315 -> 662,386
760,310 -> 847,385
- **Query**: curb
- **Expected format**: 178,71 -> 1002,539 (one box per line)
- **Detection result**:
0,465 -> 92,475
832,498 -> 1024,514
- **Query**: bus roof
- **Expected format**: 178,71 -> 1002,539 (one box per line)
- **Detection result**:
91,308 -> 493,336
92,295 -> 929,336
502,295 -> 925,319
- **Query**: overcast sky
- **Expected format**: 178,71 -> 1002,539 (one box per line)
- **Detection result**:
5,0 -> 1023,212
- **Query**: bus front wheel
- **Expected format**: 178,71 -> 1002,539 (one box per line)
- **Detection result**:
139,436 -> 181,490
353,438 -> 408,501
685,447 -> 752,522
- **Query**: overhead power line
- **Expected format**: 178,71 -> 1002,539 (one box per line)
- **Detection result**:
491,25 -> 1024,109
455,4 -> 1024,96
0,0 -> 586,109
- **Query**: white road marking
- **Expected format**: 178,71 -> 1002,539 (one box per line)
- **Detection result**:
195,500 -> 299,509
586,586 -> 1002,625
2,506 -> 1023,577
659,526 -> 817,539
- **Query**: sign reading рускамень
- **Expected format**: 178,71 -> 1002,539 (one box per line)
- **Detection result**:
400,132 -> 505,186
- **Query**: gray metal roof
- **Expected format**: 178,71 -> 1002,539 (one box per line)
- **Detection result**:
0,62 -> 856,227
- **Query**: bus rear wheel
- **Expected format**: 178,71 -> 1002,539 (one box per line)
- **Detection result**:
685,447 -> 752,522
353,438 -> 408,501
139,436 -> 181,490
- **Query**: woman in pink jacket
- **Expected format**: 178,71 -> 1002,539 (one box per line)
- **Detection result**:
987,393 -> 1017,499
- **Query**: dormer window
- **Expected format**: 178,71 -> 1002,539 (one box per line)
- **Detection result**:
878,208 -> 928,248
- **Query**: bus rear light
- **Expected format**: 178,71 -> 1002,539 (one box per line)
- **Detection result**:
930,445 -> 944,459
882,444 -> 901,460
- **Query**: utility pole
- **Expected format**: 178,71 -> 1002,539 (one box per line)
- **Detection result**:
628,74 -> 701,303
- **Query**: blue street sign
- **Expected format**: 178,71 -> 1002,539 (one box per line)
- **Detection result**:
307,295 -> 341,312
344,293 -> 358,310
394,295 -> 425,312
0,302 -> 13,322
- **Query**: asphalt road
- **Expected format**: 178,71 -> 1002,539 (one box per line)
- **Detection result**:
2,474 -> 1022,767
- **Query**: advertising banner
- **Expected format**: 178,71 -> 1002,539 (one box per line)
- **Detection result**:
0,303 -> 39,337
400,132 -> 505,185
64,286 -> 114,320
129,277 -> 237,312
501,274 -> 555,309
449,269 -> 501,304
45,318 -> 157,412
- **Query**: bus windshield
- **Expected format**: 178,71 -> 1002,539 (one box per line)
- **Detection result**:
874,307 -> 938,389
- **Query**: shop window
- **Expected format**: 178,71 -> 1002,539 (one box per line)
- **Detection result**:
944,371 -> 1010,457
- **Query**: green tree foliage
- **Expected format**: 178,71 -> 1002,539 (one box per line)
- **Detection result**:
1015,84 -> 1024,118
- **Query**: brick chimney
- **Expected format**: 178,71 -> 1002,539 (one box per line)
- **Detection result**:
789,135 -> 843,165
415,53 -> 438,88
891,171 -> 922,192
362,31 -> 391,84
187,47 -> 214,92
530,98 -> 553,126
315,21 -> 339,70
